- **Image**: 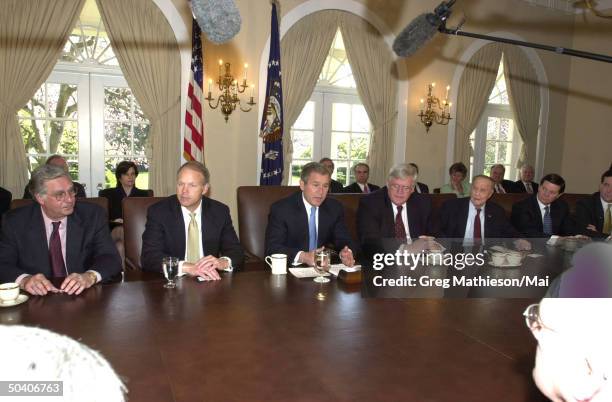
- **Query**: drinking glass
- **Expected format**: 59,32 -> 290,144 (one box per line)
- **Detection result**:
313,249 -> 330,283
162,257 -> 179,288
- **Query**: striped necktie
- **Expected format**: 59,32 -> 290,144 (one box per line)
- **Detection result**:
186,212 -> 200,263
543,206 -> 553,236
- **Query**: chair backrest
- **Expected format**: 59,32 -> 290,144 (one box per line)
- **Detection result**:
122,196 -> 164,270
559,193 -> 590,215
237,186 -> 300,261
10,197 -> 109,218
429,193 -> 457,233
490,193 -> 531,218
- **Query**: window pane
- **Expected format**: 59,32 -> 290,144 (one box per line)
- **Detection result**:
47,83 -> 78,119
65,159 -> 79,181
290,161 -> 309,185
104,156 -> 149,189
55,121 -> 79,155
351,104 -> 370,133
485,141 -> 496,166
21,87 -> 46,118
335,161 -> 348,186
499,118 -> 511,141
21,119 -> 47,154
105,87 -> 132,121
350,133 -> 369,160
497,142 -> 509,164
105,122 -> 132,156
291,130 -> 313,159
331,131 -> 350,159
293,101 -> 314,130
133,123 -> 150,155
486,117 -> 500,140
332,103 -> 351,132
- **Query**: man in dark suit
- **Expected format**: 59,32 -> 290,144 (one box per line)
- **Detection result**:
0,186 -> 11,226
319,157 -> 344,193
141,161 -> 243,280
575,169 -> 612,238
511,173 -> 574,237
490,164 -> 516,194
408,163 -> 429,194
357,163 -> 432,251
0,165 -> 121,296
23,155 -> 86,199
265,162 -> 356,267
439,175 -> 524,240
343,163 -> 380,194
513,164 -> 539,194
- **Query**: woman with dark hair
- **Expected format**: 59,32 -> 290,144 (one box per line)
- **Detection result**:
99,161 -> 151,267
440,162 -> 471,198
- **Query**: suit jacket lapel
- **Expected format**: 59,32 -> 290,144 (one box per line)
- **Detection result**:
531,196 -> 544,232
318,201 -> 332,246
382,192 -> 396,238
595,193 -> 605,229
66,209 -> 84,275
29,206 -> 51,276
172,196 -> 187,258
459,199 -> 470,237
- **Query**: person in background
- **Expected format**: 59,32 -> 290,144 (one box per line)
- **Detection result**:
0,164 -> 121,295
489,164 -> 515,194
514,164 -> 539,194
319,157 -> 344,193
440,162 -> 470,198
575,169 -> 612,238
511,173 -> 574,237
343,162 -> 380,194
99,161 -> 151,266
524,298 -> 612,401
408,163 -> 429,194
23,155 -> 86,199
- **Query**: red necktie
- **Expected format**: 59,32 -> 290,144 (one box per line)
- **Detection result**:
49,221 -> 66,278
395,206 -> 406,240
363,184 -> 369,193
473,208 -> 482,240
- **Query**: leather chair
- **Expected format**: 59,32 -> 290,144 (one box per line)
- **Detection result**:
560,193 -> 590,216
490,193 -> 531,219
122,197 -> 164,270
10,197 -> 109,218
429,193 -> 456,233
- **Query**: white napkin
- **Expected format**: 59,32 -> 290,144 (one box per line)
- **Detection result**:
288,267 -> 330,278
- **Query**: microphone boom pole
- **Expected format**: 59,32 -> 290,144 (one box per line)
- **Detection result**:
439,25 -> 612,64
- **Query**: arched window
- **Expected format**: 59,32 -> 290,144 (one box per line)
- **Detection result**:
289,29 -> 371,185
18,0 -> 150,194
469,57 -> 523,180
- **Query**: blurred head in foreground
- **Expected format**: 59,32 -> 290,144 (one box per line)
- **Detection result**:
524,298 -> 612,402
0,325 -> 126,402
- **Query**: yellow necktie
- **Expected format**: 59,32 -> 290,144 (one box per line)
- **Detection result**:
186,212 -> 200,263
604,204 -> 611,235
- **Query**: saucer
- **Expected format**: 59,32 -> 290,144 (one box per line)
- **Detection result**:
0,294 -> 28,307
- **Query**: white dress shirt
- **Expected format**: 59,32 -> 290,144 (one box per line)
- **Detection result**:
463,202 -> 486,240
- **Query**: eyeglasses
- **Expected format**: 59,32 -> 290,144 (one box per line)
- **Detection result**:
389,184 -> 413,193
49,188 -> 77,201
523,303 -> 609,382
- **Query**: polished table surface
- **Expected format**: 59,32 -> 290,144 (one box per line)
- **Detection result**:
0,271 -> 548,402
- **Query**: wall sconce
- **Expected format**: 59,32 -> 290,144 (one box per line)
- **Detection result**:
418,82 -> 452,132
205,60 -> 256,123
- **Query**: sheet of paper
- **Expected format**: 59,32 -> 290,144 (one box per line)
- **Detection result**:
289,267 -> 330,278
328,264 -> 361,276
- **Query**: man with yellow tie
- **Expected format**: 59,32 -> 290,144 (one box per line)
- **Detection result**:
141,161 -> 244,280
576,169 -> 612,239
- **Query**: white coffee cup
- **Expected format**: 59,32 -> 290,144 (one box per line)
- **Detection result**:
265,254 -> 287,275
491,253 -> 506,266
506,252 -> 522,265
0,283 -> 20,303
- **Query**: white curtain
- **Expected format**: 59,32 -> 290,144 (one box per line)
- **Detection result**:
338,12 -> 398,186
280,11 -> 340,184
454,43 -> 503,166
0,0 -> 85,196
502,45 -> 541,168
97,0 -> 181,196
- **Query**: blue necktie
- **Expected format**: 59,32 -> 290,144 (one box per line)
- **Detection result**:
543,205 -> 552,236
308,206 -> 317,251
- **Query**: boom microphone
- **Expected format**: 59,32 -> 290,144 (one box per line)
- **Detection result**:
392,0 -> 456,57
191,0 -> 242,44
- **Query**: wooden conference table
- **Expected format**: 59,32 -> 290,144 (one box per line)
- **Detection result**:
0,270 -> 548,402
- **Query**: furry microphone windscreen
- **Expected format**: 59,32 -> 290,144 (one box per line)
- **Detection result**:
392,13 -> 440,58
192,0 -> 242,44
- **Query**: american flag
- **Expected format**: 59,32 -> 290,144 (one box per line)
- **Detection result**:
183,18 -> 204,162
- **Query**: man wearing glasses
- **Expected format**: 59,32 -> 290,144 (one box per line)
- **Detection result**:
524,299 -> 611,402
0,165 -> 121,296
357,163 -> 432,251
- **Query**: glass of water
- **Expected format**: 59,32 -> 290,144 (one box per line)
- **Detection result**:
162,256 -> 179,288
313,249 -> 331,283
